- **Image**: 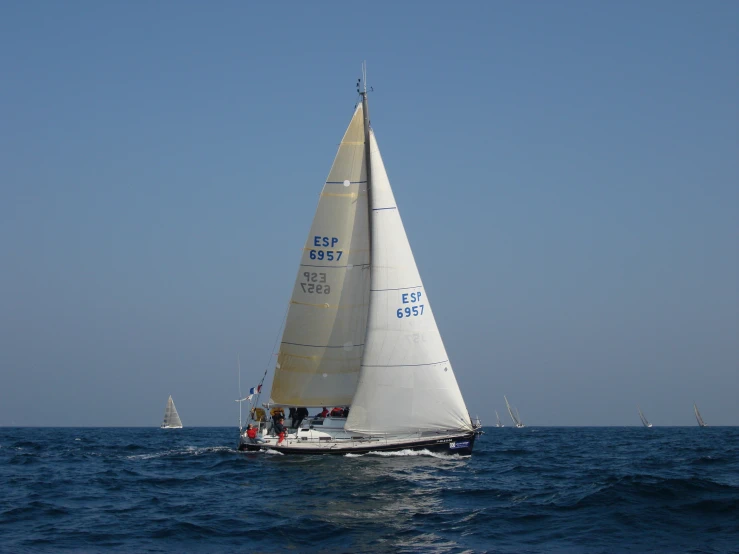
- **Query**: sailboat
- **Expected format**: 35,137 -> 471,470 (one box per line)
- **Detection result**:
637,406 -> 653,428
238,68 -> 475,455
160,395 -> 183,429
495,410 -> 504,428
504,396 -> 525,428
694,403 -> 707,427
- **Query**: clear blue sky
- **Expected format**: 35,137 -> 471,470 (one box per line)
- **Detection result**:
1,1 -> 736,426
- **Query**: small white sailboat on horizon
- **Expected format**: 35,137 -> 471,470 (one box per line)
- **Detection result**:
160,395 -> 183,429
504,396 -> 525,428
638,406 -> 653,428
237,66 -> 476,455
495,410 -> 504,428
694,403 -> 708,427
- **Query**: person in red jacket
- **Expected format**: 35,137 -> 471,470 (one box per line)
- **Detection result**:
245,423 -> 264,443
318,407 -> 329,418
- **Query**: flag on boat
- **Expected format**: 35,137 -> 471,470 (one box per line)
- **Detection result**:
249,385 -> 262,395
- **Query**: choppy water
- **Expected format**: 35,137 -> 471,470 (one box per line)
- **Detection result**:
1,427 -> 737,553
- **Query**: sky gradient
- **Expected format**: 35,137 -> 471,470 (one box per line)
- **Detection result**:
1,1 -> 737,427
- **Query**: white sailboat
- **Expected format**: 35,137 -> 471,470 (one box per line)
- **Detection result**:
638,406 -> 653,428
694,403 -> 707,427
495,410 -> 504,428
160,395 -> 183,429
238,68 -> 475,455
504,395 -> 525,428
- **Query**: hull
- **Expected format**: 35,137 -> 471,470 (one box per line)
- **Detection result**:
238,432 -> 476,456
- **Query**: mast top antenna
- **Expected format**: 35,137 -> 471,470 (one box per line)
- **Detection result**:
357,61 -> 368,95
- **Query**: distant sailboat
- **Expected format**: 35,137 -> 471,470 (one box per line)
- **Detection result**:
638,407 -> 653,428
161,395 -> 183,429
495,410 -> 504,428
694,403 -> 707,427
504,396 -> 525,428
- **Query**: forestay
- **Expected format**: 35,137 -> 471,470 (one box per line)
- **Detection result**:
346,131 -> 472,435
271,105 -> 371,407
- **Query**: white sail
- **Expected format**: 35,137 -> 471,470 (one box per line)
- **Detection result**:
694,403 -> 707,427
504,395 -> 524,427
270,104 -> 371,407
162,395 -> 183,428
345,131 -> 472,435
638,407 -> 652,428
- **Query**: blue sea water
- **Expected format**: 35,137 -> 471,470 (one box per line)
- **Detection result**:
1,427 -> 737,553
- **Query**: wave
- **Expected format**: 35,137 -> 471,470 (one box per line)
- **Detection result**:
567,475 -> 738,510
2,426 -> 738,553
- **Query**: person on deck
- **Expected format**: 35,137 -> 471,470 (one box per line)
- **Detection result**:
288,407 -> 297,428
342,407 -> 350,418
318,407 -> 329,418
274,417 -> 287,445
245,423 -> 264,444
330,406 -> 343,417
295,407 -> 309,428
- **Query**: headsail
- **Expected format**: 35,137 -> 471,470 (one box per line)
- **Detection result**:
162,395 -> 183,428
346,131 -> 472,435
270,104 -> 371,407
638,407 -> 652,428
505,395 -> 523,427
694,403 -> 707,427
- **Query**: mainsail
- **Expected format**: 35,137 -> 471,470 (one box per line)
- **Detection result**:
694,403 -> 707,427
162,395 -> 183,428
270,104 -> 371,407
345,132 -> 472,435
638,407 -> 652,428
505,395 -> 524,427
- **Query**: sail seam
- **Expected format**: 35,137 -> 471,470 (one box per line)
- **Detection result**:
299,263 -> 369,269
282,342 -> 365,348
289,300 -> 367,309
372,207 -> 397,211
326,180 -> 367,184
362,360 -> 449,368
370,286 -> 422,291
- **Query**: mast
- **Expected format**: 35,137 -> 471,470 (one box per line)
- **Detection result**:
360,61 -> 373,252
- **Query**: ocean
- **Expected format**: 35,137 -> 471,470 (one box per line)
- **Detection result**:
1,426 -> 737,553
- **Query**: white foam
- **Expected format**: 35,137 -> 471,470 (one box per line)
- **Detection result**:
126,445 -> 235,460
366,449 -> 453,459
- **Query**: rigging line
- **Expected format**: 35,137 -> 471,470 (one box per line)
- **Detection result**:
250,300 -> 290,410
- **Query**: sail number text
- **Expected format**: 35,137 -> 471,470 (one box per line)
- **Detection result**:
396,291 -> 424,318
309,236 -> 342,262
301,272 -> 331,294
